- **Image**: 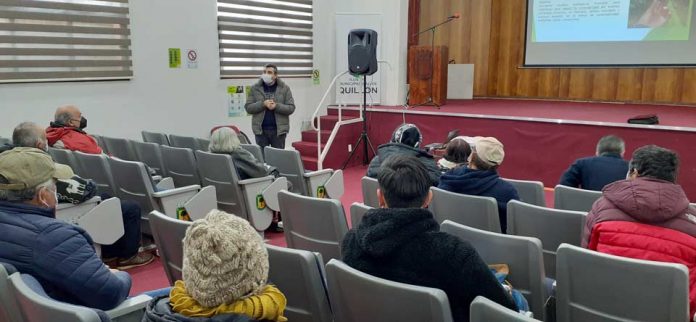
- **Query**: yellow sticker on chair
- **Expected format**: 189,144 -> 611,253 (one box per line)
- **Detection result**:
317,186 -> 327,199
256,194 -> 266,210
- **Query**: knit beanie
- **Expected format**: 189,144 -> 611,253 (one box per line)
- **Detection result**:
182,209 -> 269,308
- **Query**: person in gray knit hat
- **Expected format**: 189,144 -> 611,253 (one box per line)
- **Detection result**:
142,210 -> 287,322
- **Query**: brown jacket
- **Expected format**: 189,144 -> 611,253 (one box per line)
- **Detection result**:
582,177 -> 696,247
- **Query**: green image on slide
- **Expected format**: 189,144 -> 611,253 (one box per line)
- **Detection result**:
628,0 -> 694,40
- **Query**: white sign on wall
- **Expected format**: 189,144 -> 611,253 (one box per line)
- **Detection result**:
335,13 -> 382,105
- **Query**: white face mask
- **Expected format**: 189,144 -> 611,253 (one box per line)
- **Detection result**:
261,73 -> 274,85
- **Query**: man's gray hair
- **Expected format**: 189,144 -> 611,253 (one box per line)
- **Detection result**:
0,177 -> 53,202
55,112 -> 72,125
596,135 -> 625,155
12,122 -> 42,148
209,127 -> 241,153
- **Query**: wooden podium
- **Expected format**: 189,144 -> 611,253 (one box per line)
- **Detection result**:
408,45 -> 449,106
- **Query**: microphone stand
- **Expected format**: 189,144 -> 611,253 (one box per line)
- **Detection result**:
410,16 -> 457,109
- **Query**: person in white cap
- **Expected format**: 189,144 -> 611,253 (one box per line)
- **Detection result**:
438,137 -> 519,233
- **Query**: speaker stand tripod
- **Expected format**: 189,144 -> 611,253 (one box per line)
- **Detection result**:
341,74 -> 377,169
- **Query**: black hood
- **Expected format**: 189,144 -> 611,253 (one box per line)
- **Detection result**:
353,208 -> 439,257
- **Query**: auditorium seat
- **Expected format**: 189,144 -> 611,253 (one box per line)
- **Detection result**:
264,146 -> 343,199
349,202 -> 372,228
101,136 -> 138,161
9,273 -> 151,322
132,141 -> 166,176
325,259 -> 453,322
503,178 -> 546,207
278,190 -> 349,263
47,147 -> 79,174
553,185 -> 602,212
241,143 -> 264,163
91,134 -> 108,153
141,131 -> 170,146
160,145 -> 201,187
441,220 -> 546,319
195,150 -> 287,231
168,134 -> 198,151
361,176 -> 379,208
56,197 -> 124,258
266,245 -> 333,322
73,151 -> 117,196
470,296 -> 539,322
148,211 -> 191,286
195,138 -> 210,152
429,187 -> 501,233
556,244 -> 689,322
507,200 -> 586,279
0,262 -> 22,322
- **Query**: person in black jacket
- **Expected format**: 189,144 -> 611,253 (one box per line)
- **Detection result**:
343,154 -> 517,322
366,123 -> 441,185
559,135 -> 629,191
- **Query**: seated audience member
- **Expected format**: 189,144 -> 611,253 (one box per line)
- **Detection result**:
0,148 -> 131,310
343,155 -> 517,322
209,127 -> 277,180
559,135 -> 629,191
582,145 -> 696,247
9,122 -> 154,269
438,137 -> 472,172
46,105 -> 102,154
438,137 -> 519,233
143,209 -> 288,322
366,123 -> 441,185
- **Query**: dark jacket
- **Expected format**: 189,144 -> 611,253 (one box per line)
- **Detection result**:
438,168 -> 519,233
342,208 -> 517,322
142,296 -> 260,322
0,202 -> 130,310
582,177 -> 696,247
244,79 -> 295,136
214,149 -> 274,180
559,153 -> 628,191
366,143 -> 441,186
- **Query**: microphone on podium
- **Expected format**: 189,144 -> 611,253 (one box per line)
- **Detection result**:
448,13 -> 461,19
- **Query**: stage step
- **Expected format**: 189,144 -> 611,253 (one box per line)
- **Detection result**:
327,108 -> 361,117
292,141 -> 324,159
301,130 -> 333,144
314,115 -> 358,130
300,156 -> 318,171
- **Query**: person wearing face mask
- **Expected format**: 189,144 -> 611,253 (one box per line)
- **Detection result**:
46,105 -> 103,154
244,64 -> 296,149
0,148 -> 132,310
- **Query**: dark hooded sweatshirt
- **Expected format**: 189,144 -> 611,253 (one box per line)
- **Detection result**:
366,143 -> 441,186
582,177 -> 696,247
341,208 -> 517,322
438,168 -> 519,233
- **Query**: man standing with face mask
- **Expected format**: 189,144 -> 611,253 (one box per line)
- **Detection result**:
245,64 -> 296,149
46,105 -> 103,154
0,148 -> 132,310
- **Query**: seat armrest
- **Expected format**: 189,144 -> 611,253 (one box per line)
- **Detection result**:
152,185 -> 201,197
105,294 -> 151,320
238,176 -> 275,185
302,169 -> 333,178
155,177 -> 175,190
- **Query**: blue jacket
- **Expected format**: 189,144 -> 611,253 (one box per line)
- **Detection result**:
438,168 -> 519,233
559,153 -> 629,191
0,202 -> 131,310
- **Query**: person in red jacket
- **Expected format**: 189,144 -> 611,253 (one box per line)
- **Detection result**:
46,105 -> 102,154
582,144 -> 696,247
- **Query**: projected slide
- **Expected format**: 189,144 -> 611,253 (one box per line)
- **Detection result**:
532,0 -> 694,42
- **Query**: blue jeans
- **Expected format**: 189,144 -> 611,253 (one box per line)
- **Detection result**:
142,287 -> 172,298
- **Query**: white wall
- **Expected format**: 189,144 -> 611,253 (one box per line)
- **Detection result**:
0,0 -> 408,142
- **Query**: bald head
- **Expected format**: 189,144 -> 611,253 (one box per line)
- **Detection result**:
54,105 -> 82,128
13,122 -> 48,151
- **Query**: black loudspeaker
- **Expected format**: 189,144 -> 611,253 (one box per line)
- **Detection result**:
348,29 -> 378,75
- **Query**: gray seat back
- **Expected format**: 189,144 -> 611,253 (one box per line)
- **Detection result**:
507,200 -> 586,278
556,244 -> 689,322
504,178 -> 546,207
361,176 -> 379,208
265,147 -> 309,195
47,147 -> 79,173
0,263 -> 22,322
195,138 -> 210,152
108,157 -> 158,215
430,187 -> 501,233
168,134 -> 198,151
325,259 -> 454,322
349,202 -> 372,228
160,145 -> 200,187
101,136 -> 137,161
73,151 -> 116,196
132,141 -> 166,176
267,245 -> 332,322
148,211 -> 191,285
441,220 -> 546,319
141,131 -> 170,146
278,190 -> 348,263
241,144 -> 264,163
0,137 -> 11,146
470,296 -> 538,322
554,185 -> 602,212
194,150 -> 249,221
9,274 -> 101,322
91,134 -> 107,153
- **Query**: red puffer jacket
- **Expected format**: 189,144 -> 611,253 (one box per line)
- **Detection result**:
589,221 -> 696,318
46,126 -> 102,154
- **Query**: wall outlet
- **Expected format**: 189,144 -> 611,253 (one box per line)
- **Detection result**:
348,144 -> 352,152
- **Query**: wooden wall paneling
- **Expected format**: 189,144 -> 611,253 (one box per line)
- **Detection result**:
616,69 -> 644,102
640,69 -> 658,102
407,0 -> 421,84
653,69 -> 684,103
493,0 -> 521,96
681,70 -> 696,103
470,0 -> 492,96
591,69 -> 619,101
536,69 -> 561,98
567,69 -> 593,99
486,0 -> 502,96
